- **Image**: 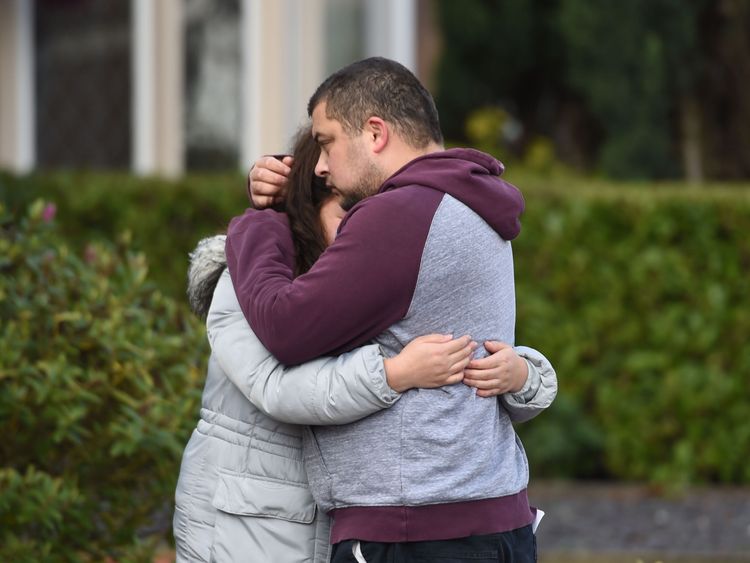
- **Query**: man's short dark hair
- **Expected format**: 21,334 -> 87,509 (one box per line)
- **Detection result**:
307,57 -> 443,148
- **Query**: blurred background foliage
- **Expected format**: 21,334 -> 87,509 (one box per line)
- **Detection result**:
0,196 -> 205,560
505,173 -> 750,487
2,173 -> 748,500
436,0 -> 750,181
0,172 -> 245,299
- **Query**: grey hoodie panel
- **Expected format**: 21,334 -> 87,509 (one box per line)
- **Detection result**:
379,195 -> 516,356
306,195 -> 529,512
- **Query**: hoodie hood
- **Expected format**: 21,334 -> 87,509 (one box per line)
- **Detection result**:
379,148 -> 524,240
187,234 -> 227,320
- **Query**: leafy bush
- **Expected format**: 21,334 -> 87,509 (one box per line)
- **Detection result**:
0,171 -> 247,300
511,175 -> 750,486
0,200 -> 205,561
2,169 -> 749,501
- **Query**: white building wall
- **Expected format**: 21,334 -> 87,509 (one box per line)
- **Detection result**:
240,0 -> 417,164
364,0 -> 417,72
240,0 -> 326,166
0,0 -> 35,173
132,0 -> 184,177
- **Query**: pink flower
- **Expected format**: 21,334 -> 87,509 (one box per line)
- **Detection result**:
42,203 -> 57,223
42,250 -> 56,265
84,244 -> 97,264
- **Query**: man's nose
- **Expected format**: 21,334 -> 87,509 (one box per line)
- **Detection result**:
315,152 -> 328,177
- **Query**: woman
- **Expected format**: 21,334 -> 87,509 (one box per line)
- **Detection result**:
174,127 -> 557,562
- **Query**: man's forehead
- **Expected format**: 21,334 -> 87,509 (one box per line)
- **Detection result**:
311,101 -> 328,123
312,104 -> 338,136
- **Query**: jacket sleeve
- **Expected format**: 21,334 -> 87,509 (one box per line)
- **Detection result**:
206,269 -> 401,425
225,188 -> 442,365
502,346 -> 558,424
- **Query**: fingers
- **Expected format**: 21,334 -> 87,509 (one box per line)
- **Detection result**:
431,337 -> 476,385
462,374 -> 500,389
483,340 -> 511,353
252,194 -> 278,208
248,156 -> 292,208
462,368 -> 485,379
255,155 -> 292,176
466,354 -> 498,370
447,339 -> 477,366
251,167 -> 290,193
249,182 -> 287,208
444,372 -> 465,385
435,336 -> 475,380
467,343 -> 514,370
464,376 -> 511,396
448,354 -> 473,376
443,335 -> 473,355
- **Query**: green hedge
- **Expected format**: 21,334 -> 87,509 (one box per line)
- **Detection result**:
1,168 -> 749,546
0,199 -> 205,561
0,171 -> 248,301
509,172 -> 750,486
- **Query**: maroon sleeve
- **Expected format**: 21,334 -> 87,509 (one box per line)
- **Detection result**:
225,187 -> 443,365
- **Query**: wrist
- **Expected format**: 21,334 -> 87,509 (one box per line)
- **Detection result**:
512,358 -> 542,402
510,354 -> 529,393
383,356 -> 410,393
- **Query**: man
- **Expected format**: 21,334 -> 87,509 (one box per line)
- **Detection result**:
226,57 -> 540,562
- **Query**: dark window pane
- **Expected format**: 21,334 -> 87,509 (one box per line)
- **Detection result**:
185,0 -> 240,171
35,0 -> 131,170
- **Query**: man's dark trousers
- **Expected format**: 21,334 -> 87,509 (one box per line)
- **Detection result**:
330,526 -> 536,563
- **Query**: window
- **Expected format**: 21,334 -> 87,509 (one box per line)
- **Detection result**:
184,0 -> 241,171
35,0 -> 131,169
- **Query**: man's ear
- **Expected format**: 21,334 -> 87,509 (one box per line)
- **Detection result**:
364,117 -> 388,154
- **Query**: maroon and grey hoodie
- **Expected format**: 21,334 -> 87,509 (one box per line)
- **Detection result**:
226,148 -> 535,543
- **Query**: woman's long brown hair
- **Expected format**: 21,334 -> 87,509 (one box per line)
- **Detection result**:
284,125 -> 332,276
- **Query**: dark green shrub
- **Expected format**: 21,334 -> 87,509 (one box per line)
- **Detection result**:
0,199 -> 206,561
2,170 -> 749,493
511,175 -> 750,486
0,171 -> 247,300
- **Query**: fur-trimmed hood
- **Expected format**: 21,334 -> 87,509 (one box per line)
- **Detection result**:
187,235 -> 227,320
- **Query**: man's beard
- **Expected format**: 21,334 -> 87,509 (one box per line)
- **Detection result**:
339,189 -> 368,212
339,160 -> 384,212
